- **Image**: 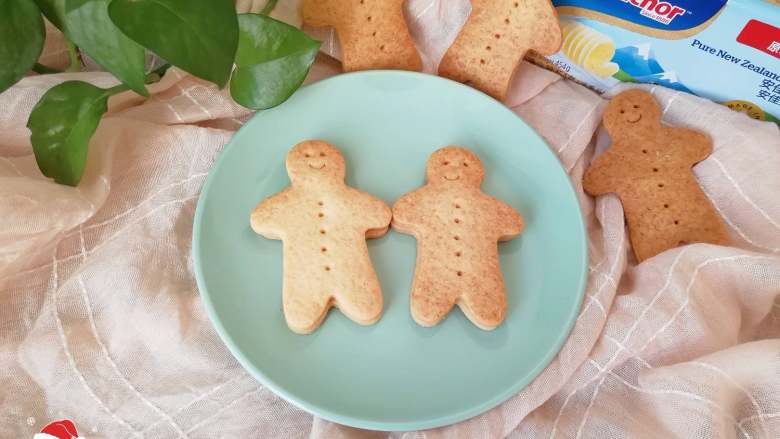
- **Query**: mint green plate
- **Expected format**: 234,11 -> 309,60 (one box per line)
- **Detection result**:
193,71 -> 587,431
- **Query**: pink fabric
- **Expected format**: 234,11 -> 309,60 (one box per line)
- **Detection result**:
3,1 -> 779,437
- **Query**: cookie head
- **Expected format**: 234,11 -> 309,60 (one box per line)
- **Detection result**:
604,89 -> 661,134
426,146 -> 484,187
286,140 -> 346,184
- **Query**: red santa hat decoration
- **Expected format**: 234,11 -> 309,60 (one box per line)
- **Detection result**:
35,420 -> 83,439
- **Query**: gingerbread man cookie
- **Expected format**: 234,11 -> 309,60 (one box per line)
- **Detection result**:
392,146 -> 524,330
583,89 -> 730,262
251,140 -> 392,334
302,0 -> 422,72
438,0 -> 562,101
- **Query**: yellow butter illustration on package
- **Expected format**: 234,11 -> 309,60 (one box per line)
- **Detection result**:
547,0 -> 780,124
560,20 -> 620,78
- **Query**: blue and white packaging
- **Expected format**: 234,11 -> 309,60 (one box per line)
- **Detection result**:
547,0 -> 780,123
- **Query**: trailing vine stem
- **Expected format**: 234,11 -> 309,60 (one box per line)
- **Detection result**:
65,40 -> 82,72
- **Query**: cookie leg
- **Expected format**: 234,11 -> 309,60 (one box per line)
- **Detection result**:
301,0 -> 338,27
458,281 -> 507,331
410,276 -> 457,327
333,274 -> 383,326
283,287 -> 333,335
692,214 -> 731,247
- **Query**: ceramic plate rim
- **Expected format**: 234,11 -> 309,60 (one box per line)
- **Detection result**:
192,70 -> 588,431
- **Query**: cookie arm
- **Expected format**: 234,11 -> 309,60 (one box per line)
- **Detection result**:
362,193 -> 393,238
250,189 -> 293,240
495,200 -> 524,241
527,1 -> 563,55
683,129 -> 713,165
391,191 -> 424,234
583,151 -> 619,197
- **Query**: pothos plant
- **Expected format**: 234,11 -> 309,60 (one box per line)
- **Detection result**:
0,0 -> 321,186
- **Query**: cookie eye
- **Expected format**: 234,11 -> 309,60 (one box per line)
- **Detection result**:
620,110 -> 625,114
443,161 -> 450,166
305,153 -> 311,158
633,105 -> 640,109
319,152 -> 325,157
463,162 -> 468,167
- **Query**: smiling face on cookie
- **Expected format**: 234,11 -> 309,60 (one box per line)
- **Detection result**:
287,140 -> 346,185
426,146 -> 484,187
604,89 -> 661,134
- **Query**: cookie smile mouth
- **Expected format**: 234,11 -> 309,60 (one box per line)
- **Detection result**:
626,114 -> 642,123
444,175 -> 460,181
308,163 -> 326,170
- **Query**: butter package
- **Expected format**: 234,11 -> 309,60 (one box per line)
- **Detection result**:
545,0 -> 780,123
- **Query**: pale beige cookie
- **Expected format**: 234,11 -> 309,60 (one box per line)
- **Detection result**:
438,0 -> 562,101
583,89 -> 730,262
392,146 -> 524,330
302,0 -> 423,72
251,140 -> 392,334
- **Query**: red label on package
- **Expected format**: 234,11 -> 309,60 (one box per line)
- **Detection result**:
737,19 -> 780,60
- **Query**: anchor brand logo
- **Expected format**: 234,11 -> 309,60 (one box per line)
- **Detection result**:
620,0 -> 687,25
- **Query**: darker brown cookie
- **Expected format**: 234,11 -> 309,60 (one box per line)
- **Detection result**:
583,89 -> 730,262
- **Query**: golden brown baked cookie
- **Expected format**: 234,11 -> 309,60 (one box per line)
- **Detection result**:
392,146 -> 524,330
438,0 -> 562,101
583,89 -> 730,262
251,140 -> 392,334
302,0 -> 423,72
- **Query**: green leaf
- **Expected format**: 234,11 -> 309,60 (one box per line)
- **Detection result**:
33,0 -> 66,30
27,81 -> 110,186
108,0 -> 238,88
0,0 -> 45,93
65,0 -> 148,96
230,14 -> 320,110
